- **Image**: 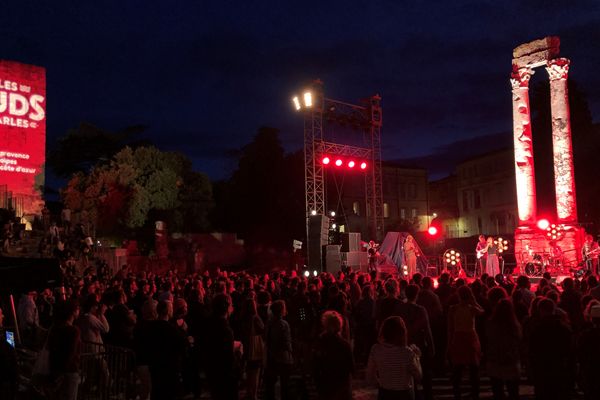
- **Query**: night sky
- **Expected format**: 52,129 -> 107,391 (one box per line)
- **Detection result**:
1,1 -> 599,182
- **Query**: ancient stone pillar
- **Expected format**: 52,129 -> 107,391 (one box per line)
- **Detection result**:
546,58 -> 577,223
511,67 -> 537,225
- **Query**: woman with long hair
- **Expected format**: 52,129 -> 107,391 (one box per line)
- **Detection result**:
447,285 -> 484,400
367,316 -> 421,400
485,298 -> 522,399
403,235 -> 418,278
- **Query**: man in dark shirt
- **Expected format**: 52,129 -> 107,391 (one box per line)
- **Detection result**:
48,299 -> 81,400
146,300 -> 187,400
375,278 -> 403,329
203,294 -> 238,400
529,298 -> 575,400
399,284 -> 435,400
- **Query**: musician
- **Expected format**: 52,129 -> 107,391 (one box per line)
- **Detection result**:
367,240 -> 379,273
582,235 -> 599,274
403,235 -> 417,277
483,237 -> 500,277
475,235 -> 487,277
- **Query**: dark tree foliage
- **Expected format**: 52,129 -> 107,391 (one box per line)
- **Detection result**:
212,127 -> 305,249
47,122 -> 150,178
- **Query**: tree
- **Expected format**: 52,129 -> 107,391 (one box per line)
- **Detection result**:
212,127 -> 305,249
47,122 -> 149,178
62,146 -> 212,237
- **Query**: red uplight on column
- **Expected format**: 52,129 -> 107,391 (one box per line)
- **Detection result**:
335,159 -> 343,167
427,226 -> 438,236
537,219 -> 550,230
360,162 -> 367,170
348,160 -> 355,168
322,156 -> 330,165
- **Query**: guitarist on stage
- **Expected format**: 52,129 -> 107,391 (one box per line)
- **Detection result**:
475,235 -> 487,277
582,234 -> 599,274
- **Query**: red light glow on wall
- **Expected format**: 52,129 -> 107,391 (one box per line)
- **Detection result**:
0,60 -> 46,214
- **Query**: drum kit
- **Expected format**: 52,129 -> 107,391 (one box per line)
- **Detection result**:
521,247 -> 565,277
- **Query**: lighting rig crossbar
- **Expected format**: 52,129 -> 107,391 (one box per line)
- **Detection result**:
294,80 -> 383,268
319,141 -> 373,159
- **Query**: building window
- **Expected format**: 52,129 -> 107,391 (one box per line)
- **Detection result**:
411,208 -> 417,219
383,203 -> 390,218
400,208 -> 406,220
399,183 -> 406,200
474,189 -> 481,209
462,190 -> 469,212
353,201 -> 360,216
408,183 -> 417,199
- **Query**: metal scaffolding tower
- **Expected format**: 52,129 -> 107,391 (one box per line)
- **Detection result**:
300,80 -> 383,268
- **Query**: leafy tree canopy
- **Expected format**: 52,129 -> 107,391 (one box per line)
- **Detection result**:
62,146 -> 212,235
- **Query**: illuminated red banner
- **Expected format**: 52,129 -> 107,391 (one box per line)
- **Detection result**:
0,60 -> 46,214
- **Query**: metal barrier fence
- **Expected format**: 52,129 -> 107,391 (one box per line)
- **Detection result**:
79,341 -> 136,400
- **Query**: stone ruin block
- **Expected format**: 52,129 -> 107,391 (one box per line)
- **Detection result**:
513,36 -> 560,68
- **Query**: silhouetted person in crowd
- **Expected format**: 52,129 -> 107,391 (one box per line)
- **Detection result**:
313,310 -> 354,400
399,284 -> 434,400
448,285 -> 483,400
265,300 -> 293,400
367,316 -> 422,400
133,299 -> 157,400
204,293 -> 238,400
577,304 -> 600,400
529,298 -> 575,400
240,298 -> 264,400
48,299 -> 81,400
376,278 -> 403,329
485,298 -> 521,400
146,300 -> 186,400
353,284 -> 377,365
0,307 -> 17,400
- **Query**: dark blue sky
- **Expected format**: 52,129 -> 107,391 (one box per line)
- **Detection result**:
1,1 -> 599,180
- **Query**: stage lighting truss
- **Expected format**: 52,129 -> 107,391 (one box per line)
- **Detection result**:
320,154 -> 368,170
443,249 -> 462,267
494,237 -> 510,254
546,224 -> 565,241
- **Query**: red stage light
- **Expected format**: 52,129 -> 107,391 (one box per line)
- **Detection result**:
360,162 -> 367,170
335,159 -> 343,166
348,160 -> 355,168
427,226 -> 438,236
537,219 -> 550,230
322,157 -> 330,165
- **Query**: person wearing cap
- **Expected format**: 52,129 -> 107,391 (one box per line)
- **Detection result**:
577,304 -> 600,399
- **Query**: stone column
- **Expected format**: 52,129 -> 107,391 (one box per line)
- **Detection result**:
546,58 -> 577,223
511,66 -> 537,225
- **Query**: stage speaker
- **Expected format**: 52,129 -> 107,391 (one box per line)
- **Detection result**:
341,232 -> 361,252
341,251 -> 368,271
307,215 -> 330,269
325,245 -> 341,272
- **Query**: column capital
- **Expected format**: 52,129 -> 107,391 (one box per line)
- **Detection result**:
546,58 -> 570,81
510,66 -> 534,89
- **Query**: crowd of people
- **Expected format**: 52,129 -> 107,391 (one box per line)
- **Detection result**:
2,213 -> 600,400
3,258 -> 600,400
